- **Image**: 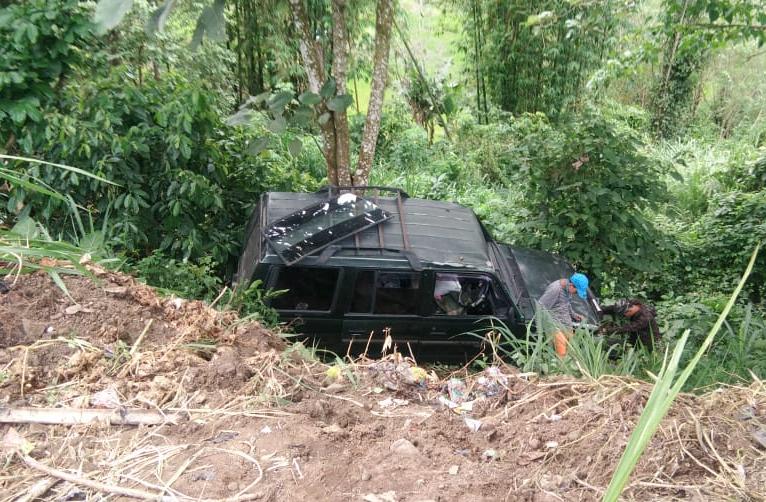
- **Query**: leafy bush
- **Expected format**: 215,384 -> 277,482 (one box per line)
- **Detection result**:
656,294 -> 766,390
222,280 -> 283,327
9,69 -> 322,272
687,190 -> 766,303
134,251 -> 222,301
506,110 -> 671,287
0,0 -> 93,143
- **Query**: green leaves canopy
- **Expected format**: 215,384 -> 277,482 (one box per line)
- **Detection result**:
508,110 -> 670,284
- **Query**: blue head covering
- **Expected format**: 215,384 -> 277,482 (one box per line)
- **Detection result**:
570,273 -> 589,300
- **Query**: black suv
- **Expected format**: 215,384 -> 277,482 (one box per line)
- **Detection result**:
235,187 -> 600,357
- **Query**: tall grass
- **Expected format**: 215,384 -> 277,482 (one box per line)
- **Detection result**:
0,154 -> 117,290
474,317 -> 649,379
602,245 -> 760,501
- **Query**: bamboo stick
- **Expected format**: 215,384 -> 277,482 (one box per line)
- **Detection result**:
0,407 -> 182,426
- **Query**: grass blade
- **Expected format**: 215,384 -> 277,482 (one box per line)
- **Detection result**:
603,245 -> 760,501
0,154 -> 119,186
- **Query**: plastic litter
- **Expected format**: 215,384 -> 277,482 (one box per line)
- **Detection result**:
379,397 -> 409,410
90,387 -> 122,409
464,417 -> 482,432
447,378 -> 467,403
476,366 -> 508,397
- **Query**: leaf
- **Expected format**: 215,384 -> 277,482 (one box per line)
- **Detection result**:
225,108 -> 255,126
0,155 -> 119,187
524,11 -> 555,28
318,112 -> 332,125
94,0 -> 135,34
320,79 -> 336,99
266,116 -> 287,134
79,231 -> 105,255
49,269 -> 75,302
10,217 -> 39,239
146,0 -> 176,36
268,91 -> 294,113
251,91 -> 271,105
298,91 -> 322,106
190,0 -> 226,50
288,138 -> 303,157
290,105 -> 313,127
247,137 -> 270,156
668,168 -> 684,183
326,94 -> 353,112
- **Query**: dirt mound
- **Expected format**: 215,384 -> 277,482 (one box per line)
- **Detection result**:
1,271 -> 765,501
0,269 -> 291,409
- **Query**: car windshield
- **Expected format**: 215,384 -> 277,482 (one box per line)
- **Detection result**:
504,245 -> 599,323
263,193 -> 391,265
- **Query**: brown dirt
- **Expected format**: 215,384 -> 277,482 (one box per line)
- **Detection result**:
1,270 -> 765,501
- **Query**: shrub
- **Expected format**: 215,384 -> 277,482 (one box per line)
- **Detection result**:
134,251 -> 222,301
9,69 -> 323,272
506,110 -> 672,288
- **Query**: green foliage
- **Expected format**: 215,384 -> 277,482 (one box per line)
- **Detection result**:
401,66 -> 457,143
477,319 -> 648,379
133,250 -> 222,301
507,110 -> 670,283
603,246 -> 758,500
657,295 -> 766,389
728,149 -> 766,192
0,0 -> 93,140
10,70 -> 320,269
463,0 -> 624,117
687,190 -> 766,302
649,0 -> 766,137
223,279 -> 283,327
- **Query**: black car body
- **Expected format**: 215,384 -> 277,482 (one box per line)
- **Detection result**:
235,187 -> 600,357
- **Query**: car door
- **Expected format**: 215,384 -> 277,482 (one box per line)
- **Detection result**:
341,269 -> 429,354
424,270 -> 513,351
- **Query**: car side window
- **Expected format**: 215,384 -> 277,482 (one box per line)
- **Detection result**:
433,273 -> 498,316
350,270 -> 375,313
348,271 -> 422,315
270,266 -> 339,311
374,272 -> 421,315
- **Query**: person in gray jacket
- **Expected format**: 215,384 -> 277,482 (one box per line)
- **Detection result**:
537,273 -> 589,357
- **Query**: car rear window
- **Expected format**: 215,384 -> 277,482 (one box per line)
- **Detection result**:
270,267 -> 339,311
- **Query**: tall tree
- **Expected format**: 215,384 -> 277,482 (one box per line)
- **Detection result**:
650,0 -> 766,137
288,0 -> 394,187
457,0 -> 620,119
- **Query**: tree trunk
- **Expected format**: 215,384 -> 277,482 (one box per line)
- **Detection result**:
355,0 -> 394,186
289,0 -> 339,185
332,0 -> 352,186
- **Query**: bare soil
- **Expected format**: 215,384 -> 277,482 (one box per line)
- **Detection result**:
1,270 -> 764,501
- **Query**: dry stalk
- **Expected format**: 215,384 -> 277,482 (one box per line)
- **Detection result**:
12,477 -> 60,502
19,453 -> 173,501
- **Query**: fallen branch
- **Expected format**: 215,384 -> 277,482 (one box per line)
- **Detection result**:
0,407 -> 183,426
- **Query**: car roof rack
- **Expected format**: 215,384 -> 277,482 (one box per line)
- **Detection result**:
314,244 -> 423,271
315,185 -> 410,198
259,189 -> 494,273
